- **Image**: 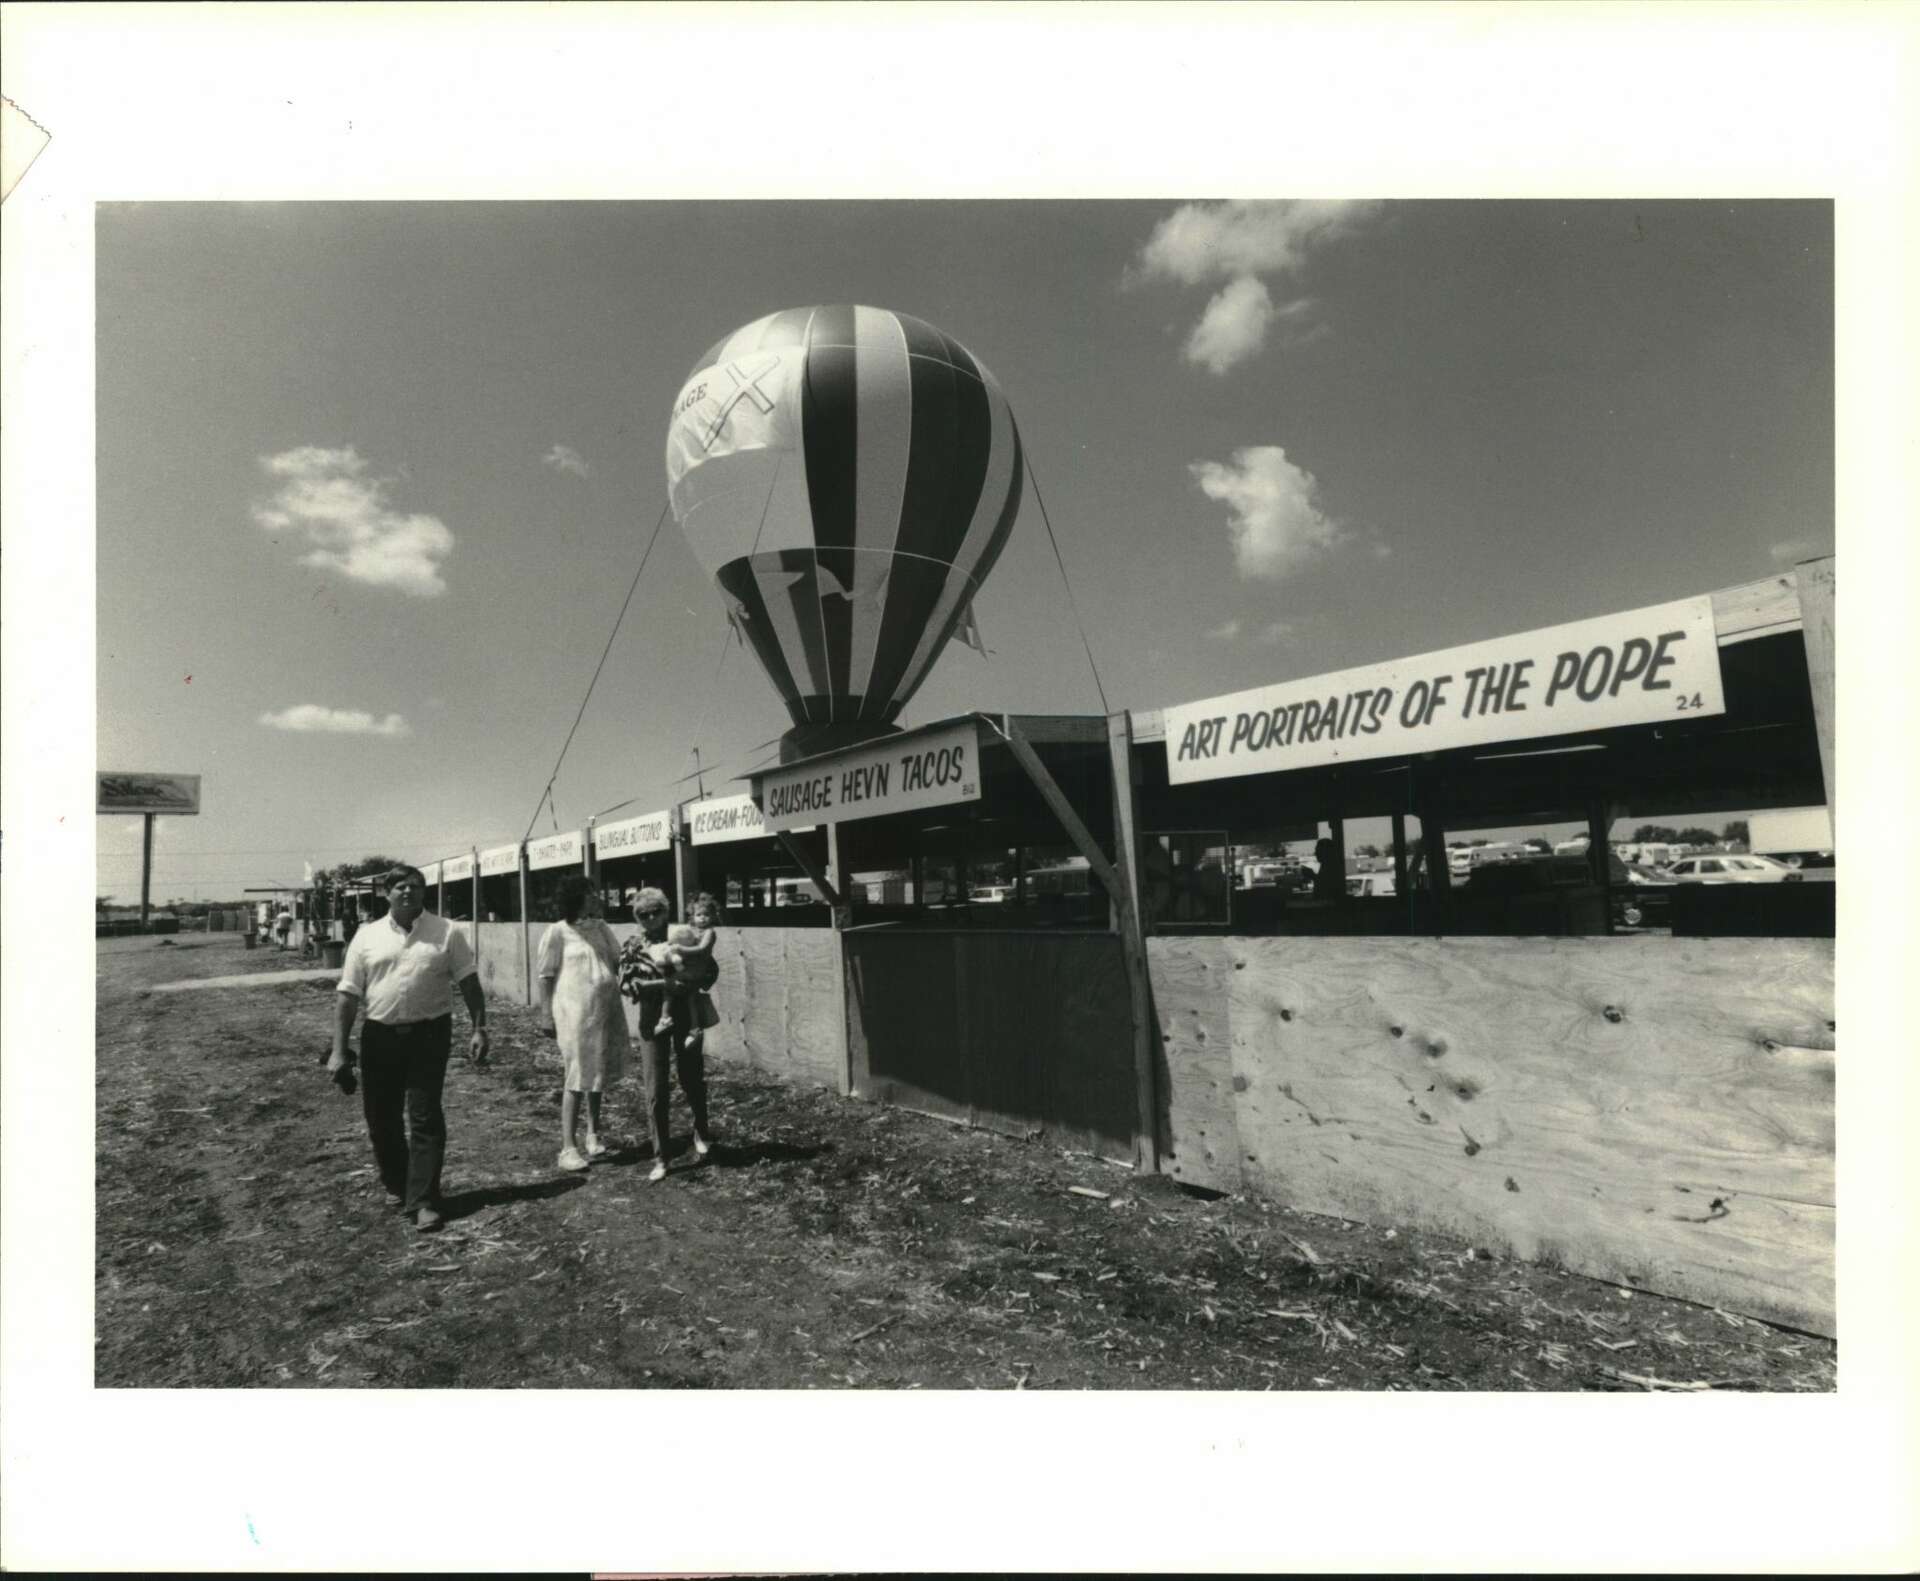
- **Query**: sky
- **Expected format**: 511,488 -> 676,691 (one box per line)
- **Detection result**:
95,198 -> 1833,900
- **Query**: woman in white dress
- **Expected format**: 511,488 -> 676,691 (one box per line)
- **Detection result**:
535,875 -> 631,1172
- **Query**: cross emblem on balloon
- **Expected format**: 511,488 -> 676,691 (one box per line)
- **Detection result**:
700,356 -> 781,452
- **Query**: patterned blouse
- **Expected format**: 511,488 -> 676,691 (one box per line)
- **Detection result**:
617,933 -> 668,1005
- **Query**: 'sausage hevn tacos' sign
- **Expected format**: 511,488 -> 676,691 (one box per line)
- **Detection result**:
1164,595 -> 1725,785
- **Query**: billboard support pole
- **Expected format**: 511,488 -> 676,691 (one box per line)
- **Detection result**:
140,813 -> 155,931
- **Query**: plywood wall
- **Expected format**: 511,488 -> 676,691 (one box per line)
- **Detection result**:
603,922 -> 844,1093
1149,935 -> 1835,1334
474,922 -> 529,1007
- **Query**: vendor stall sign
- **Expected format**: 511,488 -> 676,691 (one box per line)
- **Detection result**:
96,771 -> 200,815
478,842 -> 522,876
592,809 -> 674,857
755,720 -> 982,833
688,791 -> 814,846
526,830 -> 584,871
441,853 -> 475,883
1165,595 -> 1724,785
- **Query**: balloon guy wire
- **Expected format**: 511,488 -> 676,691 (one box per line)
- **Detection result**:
1025,457 -> 1111,716
521,497 -> 673,844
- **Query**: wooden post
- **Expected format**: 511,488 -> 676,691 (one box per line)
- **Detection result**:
139,812 -> 154,931
1796,556 -> 1836,843
516,845 -> 531,1006
469,848 -> 480,935
825,820 -> 853,1095
672,806 -> 700,915
1413,764 -> 1449,935
1106,711 -> 1159,1175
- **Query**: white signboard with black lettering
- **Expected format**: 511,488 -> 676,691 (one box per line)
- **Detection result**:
441,853 -> 474,884
756,720 -> 983,833
1165,595 -> 1725,785
687,792 -> 814,846
526,830 -> 584,871
593,809 -> 674,857
478,842 -> 522,876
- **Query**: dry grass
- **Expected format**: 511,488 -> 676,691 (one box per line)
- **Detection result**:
95,933 -> 1836,1391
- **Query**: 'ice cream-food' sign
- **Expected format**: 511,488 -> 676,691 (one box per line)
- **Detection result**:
1164,595 -> 1725,785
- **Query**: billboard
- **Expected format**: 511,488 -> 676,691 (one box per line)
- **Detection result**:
96,771 -> 201,815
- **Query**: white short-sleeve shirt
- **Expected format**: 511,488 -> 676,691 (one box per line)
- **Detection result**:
338,910 -> 478,1024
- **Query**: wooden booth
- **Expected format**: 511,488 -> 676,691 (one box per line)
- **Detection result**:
1130,562 -> 1836,1334
739,714 -> 1151,1168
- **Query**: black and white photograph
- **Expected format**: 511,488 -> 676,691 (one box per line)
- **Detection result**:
4,4 -> 1915,1574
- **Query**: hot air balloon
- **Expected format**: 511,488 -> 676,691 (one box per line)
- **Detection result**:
665,305 -> 1023,761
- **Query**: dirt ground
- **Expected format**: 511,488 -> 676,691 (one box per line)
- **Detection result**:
95,933 -> 1836,1391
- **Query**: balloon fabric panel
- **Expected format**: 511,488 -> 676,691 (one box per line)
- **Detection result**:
668,304 -> 1023,736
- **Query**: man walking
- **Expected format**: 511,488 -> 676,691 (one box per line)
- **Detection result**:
327,865 -> 489,1232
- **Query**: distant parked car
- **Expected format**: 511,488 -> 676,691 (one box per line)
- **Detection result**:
969,884 -> 1014,904
1345,872 -> 1397,899
1663,854 -> 1804,884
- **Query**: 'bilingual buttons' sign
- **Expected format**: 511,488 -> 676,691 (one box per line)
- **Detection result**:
478,842 -> 522,876
687,792 -> 813,846
756,719 -> 983,833
526,830 -> 584,871
592,809 -> 674,857
1164,595 -> 1725,785
441,854 -> 475,883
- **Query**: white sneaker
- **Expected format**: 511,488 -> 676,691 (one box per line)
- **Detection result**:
585,1137 -> 610,1159
557,1146 -> 590,1173
693,1133 -> 712,1158
647,1160 -> 668,1183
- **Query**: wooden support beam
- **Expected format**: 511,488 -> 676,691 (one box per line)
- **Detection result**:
1795,556 -> 1836,841
1107,711 -> 1159,1174
774,828 -> 843,910
995,719 -> 1124,902
998,713 -> 1158,1172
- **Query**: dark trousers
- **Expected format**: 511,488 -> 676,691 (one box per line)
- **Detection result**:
637,992 -> 709,1160
359,1014 -> 452,1213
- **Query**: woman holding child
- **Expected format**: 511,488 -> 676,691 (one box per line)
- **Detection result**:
618,887 -> 720,1182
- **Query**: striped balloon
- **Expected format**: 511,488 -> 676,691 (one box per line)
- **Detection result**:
665,305 -> 1023,750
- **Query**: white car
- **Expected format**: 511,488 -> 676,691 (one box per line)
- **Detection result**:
969,884 -> 1014,904
1662,854 -> 1804,884
1345,872 -> 1397,899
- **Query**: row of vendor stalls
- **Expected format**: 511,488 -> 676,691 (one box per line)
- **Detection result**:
404,560 -> 1836,1335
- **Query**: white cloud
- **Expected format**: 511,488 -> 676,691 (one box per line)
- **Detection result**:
1204,618 -> 1242,641
253,445 -> 454,596
1133,200 -> 1380,375
259,704 -> 411,737
1184,276 -> 1274,375
1256,620 -> 1296,645
543,443 -> 591,479
1136,200 -> 1383,286
1769,539 -> 1821,565
1189,446 -> 1343,580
